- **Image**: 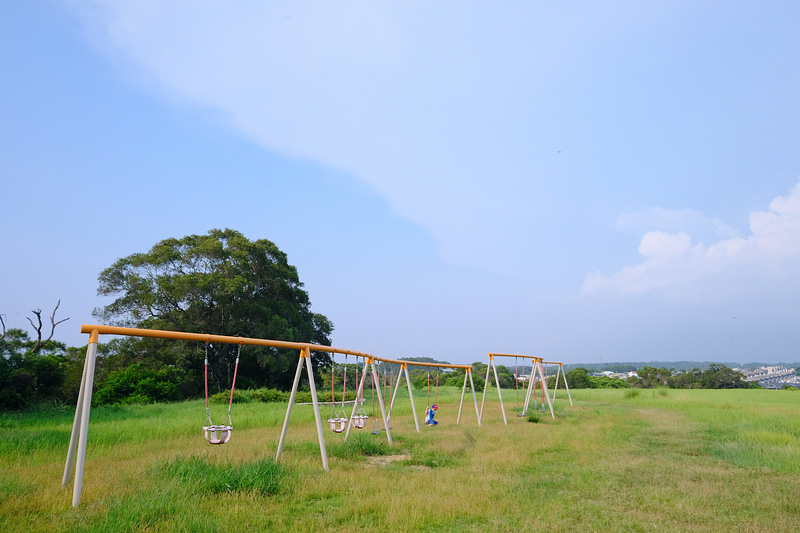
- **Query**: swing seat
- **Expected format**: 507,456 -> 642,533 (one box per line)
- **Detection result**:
352,414 -> 368,429
203,424 -> 233,445
327,417 -> 348,433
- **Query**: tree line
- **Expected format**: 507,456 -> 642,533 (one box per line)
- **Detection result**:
0,229 -> 761,411
563,365 -> 753,390
1,230 -> 333,409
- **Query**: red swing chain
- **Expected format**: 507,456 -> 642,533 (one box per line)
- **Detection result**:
204,342 -> 241,427
224,343 -> 242,425
204,344 -> 211,423
341,357 -> 348,413
331,364 -> 336,410
371,365 -> 376,420
426,370 -> 431,406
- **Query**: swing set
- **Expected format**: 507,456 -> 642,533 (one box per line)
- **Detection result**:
480,353 -> 558,424
542,361 -> 573,406
63,324 -> 567,509
341,355 -> 480,441
65,325 -> 378,507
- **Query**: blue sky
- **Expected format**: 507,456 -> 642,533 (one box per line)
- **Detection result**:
2,1 -> 800,365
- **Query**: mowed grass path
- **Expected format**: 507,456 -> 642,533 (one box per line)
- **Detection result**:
2,387 -> 800,532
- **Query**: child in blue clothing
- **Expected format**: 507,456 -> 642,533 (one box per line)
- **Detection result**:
425,404 -> 438,425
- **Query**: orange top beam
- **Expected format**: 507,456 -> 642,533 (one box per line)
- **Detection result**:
80,324 -> 373,358
488,352 -> 543,361
80,324 -> 472,370
371,355 -> 472,370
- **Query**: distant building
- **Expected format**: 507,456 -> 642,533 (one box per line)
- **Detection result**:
741,366 -> 797,389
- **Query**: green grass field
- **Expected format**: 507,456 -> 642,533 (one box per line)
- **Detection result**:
2,387 -> 800,532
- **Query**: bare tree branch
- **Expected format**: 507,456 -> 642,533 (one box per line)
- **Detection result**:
0,314 -> 6,340
27,300 -> 70,353
46,299 -> 70,343
27,309 -> 44,353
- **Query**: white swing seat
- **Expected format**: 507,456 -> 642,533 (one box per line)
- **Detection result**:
352,415 -> 367,429
203,424 -> 233,445
328,417 -> 348,433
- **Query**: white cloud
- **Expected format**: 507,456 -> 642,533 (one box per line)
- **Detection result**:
69,0 -> 669,275
616,207 -> 740,241
583,179 -> 800,295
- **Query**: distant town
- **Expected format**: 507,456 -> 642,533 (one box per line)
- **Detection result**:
583,365 -> 800,390
734,366 -> 800,389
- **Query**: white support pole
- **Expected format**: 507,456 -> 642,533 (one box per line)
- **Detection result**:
388,364 -> 404,423
552,363 -> 560,401
71,334 -> 98,507
538,361 -> 555,419
404,365 -> 420,433
344,359 -> 369,441
63,347 -> 89,487
560,364 -> 573,406
523,360 -> 537,415
276,350 -> 310,463
370,360 -> 392,444
469,371 -> 481,426
479,357 -> 492,423
456,372 -> 468,424
303,347 -> 329,470
492,356 -> 507,425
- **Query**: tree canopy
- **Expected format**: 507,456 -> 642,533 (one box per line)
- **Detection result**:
0,328 -> 70,409
94,229 -> 333,396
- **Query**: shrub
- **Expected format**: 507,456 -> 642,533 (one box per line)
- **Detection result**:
623,389 -> 641,399
250,388 -> 289,403
210,389 -> 251,404
444,375 -> 464,387
588,375 -> 629,389
93,363 -> 182,405
294,391 -> 313,403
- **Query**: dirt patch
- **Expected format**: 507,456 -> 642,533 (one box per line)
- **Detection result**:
365,453 -> 430,470
367,454 -> 410,466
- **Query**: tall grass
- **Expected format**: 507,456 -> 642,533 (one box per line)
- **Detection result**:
3,386 -> 800,531
159,455 -> 285,494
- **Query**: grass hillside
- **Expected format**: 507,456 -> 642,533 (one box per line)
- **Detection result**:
2,387 -> 799,532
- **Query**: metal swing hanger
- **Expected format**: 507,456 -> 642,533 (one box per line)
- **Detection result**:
203,342 -> 242,445
327,355 -> 348,433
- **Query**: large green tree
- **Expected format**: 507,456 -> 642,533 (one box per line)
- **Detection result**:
94,229 -> 333,395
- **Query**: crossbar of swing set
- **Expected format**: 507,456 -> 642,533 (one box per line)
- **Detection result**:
78,324 -> 475,369
65,324 -> 478,508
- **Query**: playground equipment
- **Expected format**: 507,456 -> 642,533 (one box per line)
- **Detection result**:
64,323 -> 566,508
65,324 -> 377,507
202,342 -> 241,444
326,359 -> 348,433
351,360 -> 368,429
479,353 -> 555,424
343,357 -> 480,441
377,359 -> 480,436
543,361 -> 573,406
514,357 -> 526,417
